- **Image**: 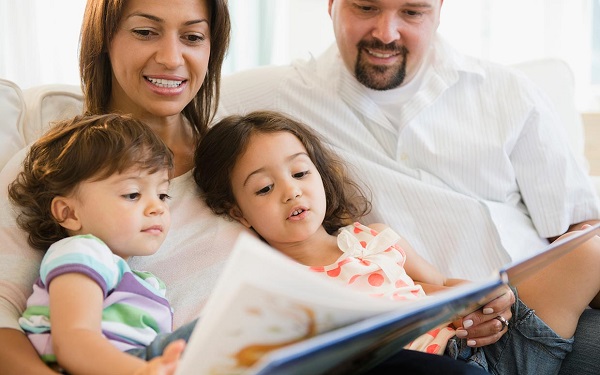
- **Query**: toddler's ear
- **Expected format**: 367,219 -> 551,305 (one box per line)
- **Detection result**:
51,196 -> 82,232
229,206 -> 251,229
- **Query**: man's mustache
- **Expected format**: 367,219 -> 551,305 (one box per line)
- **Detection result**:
357,40 -> 408,55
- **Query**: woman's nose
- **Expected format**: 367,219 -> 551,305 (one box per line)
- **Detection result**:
155,34 -> 184,69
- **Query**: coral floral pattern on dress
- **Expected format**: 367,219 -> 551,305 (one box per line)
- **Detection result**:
308,222 -> 455,355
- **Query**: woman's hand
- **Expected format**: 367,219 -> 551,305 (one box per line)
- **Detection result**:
452,285 -> 515,347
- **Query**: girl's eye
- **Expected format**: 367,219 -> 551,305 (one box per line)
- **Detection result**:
123,193 -> 140,201
159,193 -> 172,201
293,171 -> 309,179
256,185 -> 273,196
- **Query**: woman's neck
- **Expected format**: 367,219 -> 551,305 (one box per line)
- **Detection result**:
133,113 -> 196,177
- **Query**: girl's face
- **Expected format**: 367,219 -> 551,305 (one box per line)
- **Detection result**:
59,168 -> 171,260
108,0 -> 210,121
229,132 -> 328,249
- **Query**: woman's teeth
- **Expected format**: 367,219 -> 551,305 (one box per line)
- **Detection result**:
146,77 -> 183,88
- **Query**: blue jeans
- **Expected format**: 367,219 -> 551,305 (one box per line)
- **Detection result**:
446,289 -> 573,375
558,308 -> 600,375
126,319 -> 198,360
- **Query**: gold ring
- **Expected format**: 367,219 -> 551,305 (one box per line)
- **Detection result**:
495,315 -> 509,330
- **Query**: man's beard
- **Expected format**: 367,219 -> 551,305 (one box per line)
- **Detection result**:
354,40 -> 409,91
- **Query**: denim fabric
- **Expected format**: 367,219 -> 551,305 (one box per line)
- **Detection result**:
126,318 -> 198,360
558,308 -> 600,375
446,287 -> 573,375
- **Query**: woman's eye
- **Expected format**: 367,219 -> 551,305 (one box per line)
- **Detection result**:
293,171 -> 309,179
123,193 -> 140,200
132,29 -> 155,39
183,34 -> 205,43
256,185 -> 273,195
159,193 -> 172,201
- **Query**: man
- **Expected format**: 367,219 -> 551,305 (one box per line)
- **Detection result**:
218,0 -> 600,373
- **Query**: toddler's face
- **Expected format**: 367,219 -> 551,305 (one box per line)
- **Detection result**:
64,168 -> 171,259
229,131 -> 327,249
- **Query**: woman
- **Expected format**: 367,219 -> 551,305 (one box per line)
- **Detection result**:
0,0 -> 246,373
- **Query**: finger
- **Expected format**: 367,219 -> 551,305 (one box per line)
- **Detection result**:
464,328 -> 507,348
163,339 -> 186,364
461,288 -> 515,327
462,310 -> 511,335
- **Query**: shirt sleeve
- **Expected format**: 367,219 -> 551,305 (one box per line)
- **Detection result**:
41,236 -> 122,298
511,81 -> 600,237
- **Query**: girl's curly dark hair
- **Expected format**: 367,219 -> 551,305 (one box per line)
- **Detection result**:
194,110 -> 371,234
8,113 -> 174,251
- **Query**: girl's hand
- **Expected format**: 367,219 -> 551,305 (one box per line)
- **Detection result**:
134,340 -> 186,375
452,285 -> 515,347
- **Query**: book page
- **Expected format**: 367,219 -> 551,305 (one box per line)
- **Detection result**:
175,233 -> 501,375
176,232 -> 405,375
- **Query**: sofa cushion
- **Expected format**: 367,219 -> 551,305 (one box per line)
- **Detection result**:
0,79 -> 26,172
21,84 -> 83,145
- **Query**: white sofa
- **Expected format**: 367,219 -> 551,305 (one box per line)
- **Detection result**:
1,59 -> 599,194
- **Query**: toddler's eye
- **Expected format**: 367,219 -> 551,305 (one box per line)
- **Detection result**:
159,193 -> 172,201
123,193 -> 140,201
293,171 -> 309,179
256,185 -> 273,195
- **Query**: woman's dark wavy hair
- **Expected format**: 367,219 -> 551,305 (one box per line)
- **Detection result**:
8,113 -> 174,251
194,110 -> 372,234
79,0 -> 230,139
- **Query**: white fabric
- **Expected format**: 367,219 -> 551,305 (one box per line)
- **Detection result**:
0,79 -> 25,172
21,84 -> 83,145
0,148 -> 248,330
218,35 -> 600,280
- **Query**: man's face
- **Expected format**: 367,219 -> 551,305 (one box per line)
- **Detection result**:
328,0 -> 442,90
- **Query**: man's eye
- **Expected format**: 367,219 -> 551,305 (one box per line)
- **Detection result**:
404,10 -> 424,17
256,185 -> 273,195
123,193 -> 140,200
159,193 -> 172,201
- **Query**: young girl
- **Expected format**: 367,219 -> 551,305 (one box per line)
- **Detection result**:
194,110 -> 600,374
9,114 -> 192,375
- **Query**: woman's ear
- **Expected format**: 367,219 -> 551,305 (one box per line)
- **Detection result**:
51,196 -> 82,232
229,206 -> 251,228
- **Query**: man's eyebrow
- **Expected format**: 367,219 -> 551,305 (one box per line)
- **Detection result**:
405,2 -> 434,8
126,12 -> 208,26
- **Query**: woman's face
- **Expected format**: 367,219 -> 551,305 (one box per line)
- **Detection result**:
108,0 -> 210,121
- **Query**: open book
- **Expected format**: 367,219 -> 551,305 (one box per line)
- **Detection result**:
175,223 -> 600,375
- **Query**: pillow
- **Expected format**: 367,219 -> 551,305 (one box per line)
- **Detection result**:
21,84 -> 83,145
0,78 -> 26,172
